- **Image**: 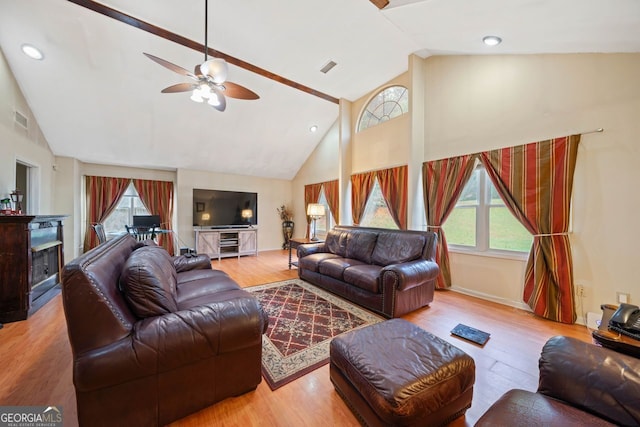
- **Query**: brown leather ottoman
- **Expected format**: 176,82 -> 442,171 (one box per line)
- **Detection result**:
330,319 -> 475,427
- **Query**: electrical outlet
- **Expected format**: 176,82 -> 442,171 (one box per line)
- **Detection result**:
616,292 -> 630,304
576,284 -> 585,298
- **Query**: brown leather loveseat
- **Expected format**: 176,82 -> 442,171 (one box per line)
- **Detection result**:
61,234 -> 268,427
476,335 -> 640,426
297,226 -> 439,318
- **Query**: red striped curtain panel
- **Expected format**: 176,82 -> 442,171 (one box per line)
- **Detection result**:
323,180 -> 340,224
350,171 -> 376,225
84,175 -> 129,251
480,135 -> 580,324
423,155 -> 477,288
133,179 -> 175,255
377,166 -> 408,229
304,183 -> 323,238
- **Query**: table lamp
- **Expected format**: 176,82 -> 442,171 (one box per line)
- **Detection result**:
241,209 -> 253,227
307,203 -> 325,241
10,190 -> 23,214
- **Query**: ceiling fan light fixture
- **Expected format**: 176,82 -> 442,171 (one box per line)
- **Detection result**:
207,93 -> 220,107
190,89 -> 204,103
201,58 -> 228,84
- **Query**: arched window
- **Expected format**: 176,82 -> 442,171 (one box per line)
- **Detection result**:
357,85 -> 409,132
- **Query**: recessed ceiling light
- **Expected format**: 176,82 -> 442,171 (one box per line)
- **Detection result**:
21,44 -> 44,60
309,125 -> 318,133
482,36 -> 502,47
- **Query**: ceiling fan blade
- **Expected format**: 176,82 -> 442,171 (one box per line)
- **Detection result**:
144,52 -> 196,79
161,83 -> 195,93
222,81 -> 260,100
194,65 -> 204,78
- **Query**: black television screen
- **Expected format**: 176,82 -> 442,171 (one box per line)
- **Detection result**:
193,188 -> 258,227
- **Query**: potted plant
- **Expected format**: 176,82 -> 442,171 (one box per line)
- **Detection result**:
277,205 -> 294,249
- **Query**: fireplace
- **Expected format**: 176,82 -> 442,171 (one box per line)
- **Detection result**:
0,215 -> 67,322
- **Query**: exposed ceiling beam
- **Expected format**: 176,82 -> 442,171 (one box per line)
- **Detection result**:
369,0 -> 389,10
66,0 -> 340,104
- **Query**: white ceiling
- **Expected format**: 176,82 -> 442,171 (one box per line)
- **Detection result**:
1,0 -> 639,180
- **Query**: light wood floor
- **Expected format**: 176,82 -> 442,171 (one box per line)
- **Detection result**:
0,250 -> 593,427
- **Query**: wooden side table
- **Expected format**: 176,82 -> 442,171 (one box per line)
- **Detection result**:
288,237 -> 324,269
592,329 -> 640,358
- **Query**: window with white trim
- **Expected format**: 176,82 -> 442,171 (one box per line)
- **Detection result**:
443,165 -> 533,253
315,188 -> 335,238
357,85 -> 409,132
359,178 -> 399,230
103,182 -> 150,237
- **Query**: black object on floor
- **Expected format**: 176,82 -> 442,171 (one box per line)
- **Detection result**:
451,323 -> 490,346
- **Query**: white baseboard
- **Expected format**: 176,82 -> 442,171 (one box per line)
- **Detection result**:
450,285 -> 596,327
449,285 -> 531,312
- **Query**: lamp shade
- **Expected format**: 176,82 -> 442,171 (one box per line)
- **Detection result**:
241,209 -> 253,219
307,203 -> 325,217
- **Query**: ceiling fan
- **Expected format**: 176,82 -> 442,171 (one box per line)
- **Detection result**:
143,0 -> 259,112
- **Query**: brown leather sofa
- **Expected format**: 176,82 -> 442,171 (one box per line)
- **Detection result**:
61,234 -> 268,427
297,226 -> 439,318
475,335 -> 640,426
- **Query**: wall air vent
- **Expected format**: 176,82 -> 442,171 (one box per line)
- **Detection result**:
320,60 -> 337,74
14,111 -> 28,129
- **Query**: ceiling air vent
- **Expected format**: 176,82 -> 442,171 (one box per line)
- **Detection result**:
14,111 -> 28,129
320,60 -> 337,74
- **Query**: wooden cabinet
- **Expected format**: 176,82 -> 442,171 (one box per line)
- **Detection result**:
238,230 -> 257,255
0,215 -> 67,323
196,229 -> 220,259
195,227 -> 258,260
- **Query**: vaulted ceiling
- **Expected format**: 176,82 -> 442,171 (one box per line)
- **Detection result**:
1,0 -> 638,179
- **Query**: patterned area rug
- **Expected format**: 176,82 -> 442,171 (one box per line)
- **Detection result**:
248,279 -> 383,390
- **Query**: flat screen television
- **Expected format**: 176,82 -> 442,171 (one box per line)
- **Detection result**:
193,188 -> 258,228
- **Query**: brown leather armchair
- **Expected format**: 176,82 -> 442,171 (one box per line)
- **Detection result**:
475,335 -> 640,426
61,234 -> 268,427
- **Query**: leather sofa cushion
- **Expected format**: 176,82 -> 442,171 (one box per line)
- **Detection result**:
298,253 -> 340,272
475,389 -> 614,426
120,246 -> 178,318
325,229 -> 348,257
177,274 -> 241,307
345,231 -> 377,263
177,268 -> 230,285
371,232 -> 426,266
319,258 -> 366,281
343,264 -> 382,293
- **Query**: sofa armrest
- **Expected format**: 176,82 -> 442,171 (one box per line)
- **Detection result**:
74,296 -> 266,392
538,335 -> 640,426
381,260 -> 440,292
172,253 -> 212,272
297,242 -> 326,258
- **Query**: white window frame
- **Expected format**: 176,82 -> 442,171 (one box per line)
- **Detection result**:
357,85 -> 409,133
359,177 -> 399,230
315,187 -> 335,239
446,165 -> 531,261
102,182 -> 150,238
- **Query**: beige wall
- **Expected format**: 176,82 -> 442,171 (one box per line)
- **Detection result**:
291,120 -> 340,238
423,53 -> 640,317
0,47 -> 69,256
0,47 -> 55,208
176,168 -> 292,252
351,73 -> 411,174
294,52 -> 640,323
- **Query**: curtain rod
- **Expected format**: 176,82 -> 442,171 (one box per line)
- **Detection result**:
582,128 -> 604,135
